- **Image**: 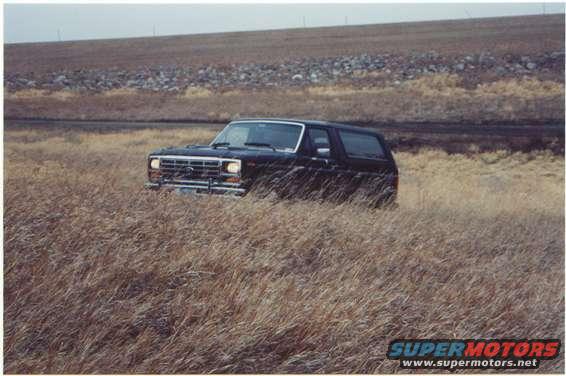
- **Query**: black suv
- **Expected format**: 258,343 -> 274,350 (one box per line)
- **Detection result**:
145,118 -> 398,206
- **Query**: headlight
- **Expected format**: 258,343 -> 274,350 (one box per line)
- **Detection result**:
150,158 -> 160,169
225,162 -> 240,174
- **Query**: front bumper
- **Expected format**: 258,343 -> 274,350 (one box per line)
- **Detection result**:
144,179 -> 247,196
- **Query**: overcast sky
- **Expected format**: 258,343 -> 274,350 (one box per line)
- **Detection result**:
4,3 -> 565,44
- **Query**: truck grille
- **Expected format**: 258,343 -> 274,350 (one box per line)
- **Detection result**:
160,158 -> 221,180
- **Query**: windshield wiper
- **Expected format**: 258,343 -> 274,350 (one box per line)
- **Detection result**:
244,142 -> 277,151
211,142 -> 230,148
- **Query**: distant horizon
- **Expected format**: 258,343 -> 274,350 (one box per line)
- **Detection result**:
5,3 -> 565,44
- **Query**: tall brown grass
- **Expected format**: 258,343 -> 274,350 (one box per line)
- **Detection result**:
3,127 -> 564,373
5,89 -> 77,101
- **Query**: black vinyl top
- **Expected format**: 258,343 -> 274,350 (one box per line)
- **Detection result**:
231,118 -> 382,135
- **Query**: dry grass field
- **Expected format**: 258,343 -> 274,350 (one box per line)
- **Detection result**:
4,127 -> 564,373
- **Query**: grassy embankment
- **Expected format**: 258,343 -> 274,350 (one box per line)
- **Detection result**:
5,75 -> 565,123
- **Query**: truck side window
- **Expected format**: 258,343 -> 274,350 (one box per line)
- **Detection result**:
309,128 -> 331,157
338,130 -> 385,159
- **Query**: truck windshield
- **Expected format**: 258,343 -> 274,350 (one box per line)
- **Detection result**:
211,122 -> 303,152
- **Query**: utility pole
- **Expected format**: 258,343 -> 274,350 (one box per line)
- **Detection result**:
345,16 -> 348,26
153,24 -> 156,37
542,3 -> 546,15
302,16 -> 306,28
57,28 -> 61,42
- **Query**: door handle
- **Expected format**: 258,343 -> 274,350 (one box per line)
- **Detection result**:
310,157 -> 327,163
310,157 -> 340,168
324,160 -> 340,168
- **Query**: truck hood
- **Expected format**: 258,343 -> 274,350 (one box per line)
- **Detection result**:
149,145 -> 296,161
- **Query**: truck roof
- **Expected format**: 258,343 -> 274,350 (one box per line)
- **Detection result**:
231,118 -> 383,136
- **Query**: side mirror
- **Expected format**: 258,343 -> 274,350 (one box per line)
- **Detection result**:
316,147 -> 330,157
